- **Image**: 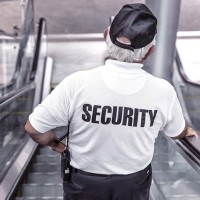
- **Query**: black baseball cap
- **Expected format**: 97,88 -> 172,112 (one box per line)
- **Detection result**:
109,3 -> 157,51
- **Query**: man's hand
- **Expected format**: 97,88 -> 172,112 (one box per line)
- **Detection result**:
48,140 -> 65,154
185,127 -> 198,138
172,126 -> 198,139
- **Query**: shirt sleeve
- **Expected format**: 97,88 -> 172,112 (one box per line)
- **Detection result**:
162,94 -> 185,137
29,76 -> 72,133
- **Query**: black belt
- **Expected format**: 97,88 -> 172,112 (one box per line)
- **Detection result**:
72,167 -> 112,177
71,165 -> 150,178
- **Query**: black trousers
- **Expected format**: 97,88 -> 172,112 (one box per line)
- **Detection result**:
63,164 -> 152,200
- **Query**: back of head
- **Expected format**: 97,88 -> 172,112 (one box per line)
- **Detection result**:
106,3 -> 157,63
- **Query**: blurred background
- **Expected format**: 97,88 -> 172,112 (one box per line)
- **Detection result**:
0,0 -> 200,34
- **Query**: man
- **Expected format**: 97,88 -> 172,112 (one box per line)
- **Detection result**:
25,3 -> 198,200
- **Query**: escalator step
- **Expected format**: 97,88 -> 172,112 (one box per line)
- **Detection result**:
166,198 -> 200,200
27,173 -> 62,184
15,198 -> 62,200
20,184 -> 62,197
31,163 -> 60,173
39,147 -> 60,156
36,155 -> 60,163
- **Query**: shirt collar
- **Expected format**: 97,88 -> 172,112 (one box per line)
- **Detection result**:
105,59 -> 144,73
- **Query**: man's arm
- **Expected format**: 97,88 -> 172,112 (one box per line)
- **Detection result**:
25,120 -> 65,153
171,125 -> 198,139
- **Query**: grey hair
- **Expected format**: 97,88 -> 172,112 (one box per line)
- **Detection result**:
106,30 -> 156,63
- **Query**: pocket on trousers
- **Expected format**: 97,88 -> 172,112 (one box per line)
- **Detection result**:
63,181 -> 83,200
63,180 -> 84,190
136,166 -> 152,188
132,165 -> 152,188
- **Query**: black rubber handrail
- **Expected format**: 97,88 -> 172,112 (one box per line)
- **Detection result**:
175,49 -> 200,87
30,18 -> 46,80
180,137 -> 200,159
171,48 -> 200,174
175,48 -> 200,149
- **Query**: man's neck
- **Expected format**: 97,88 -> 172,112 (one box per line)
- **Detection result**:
108,57 -> 144,64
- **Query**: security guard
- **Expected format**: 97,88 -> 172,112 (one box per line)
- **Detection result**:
25,3 -> 198,200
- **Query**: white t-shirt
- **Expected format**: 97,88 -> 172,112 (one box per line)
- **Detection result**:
29,59 -> 185,174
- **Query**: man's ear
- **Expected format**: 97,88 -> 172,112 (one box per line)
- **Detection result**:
103,28 -> 109,41
143,45 -> 155,61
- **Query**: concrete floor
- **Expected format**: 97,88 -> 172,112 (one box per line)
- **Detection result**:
0,0 -> 200,35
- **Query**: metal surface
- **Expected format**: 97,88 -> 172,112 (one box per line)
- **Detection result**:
32,18 -> 47,108
0,0 -> 35,96
0,139 -> 37,200
14,130 -> 65,199
0,17 -> 49,200
145,0 -> 181,82
176,38 -> 200,84
150,36 -> 200,199
0,82 -> 35,109
177,31 -> 200,39
48,33 -> 103,41
163,134 -> 200,175
170,44 -> 200,175
150,178 -> 166,200
3,18 -> 53,199
42,57 -> 53,100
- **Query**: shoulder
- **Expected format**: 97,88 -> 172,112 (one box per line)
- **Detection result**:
62,67 -> 101,83
147,73 -> 176,95
58,67 -> 101,92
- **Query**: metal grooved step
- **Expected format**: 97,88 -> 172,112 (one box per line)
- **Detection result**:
27,173 -> 62,184
31,163 -> 61,173
15,144 -> 63,199
20,184 -> 63,197
14,128 -> 67,199
15,198 -> 63,200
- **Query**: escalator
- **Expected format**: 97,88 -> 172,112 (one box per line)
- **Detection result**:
150,35 -> 200,199
0,2 -> 54,197
0,0 -> 35,99
14,136 -> 63,200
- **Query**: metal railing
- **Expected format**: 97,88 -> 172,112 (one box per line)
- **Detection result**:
168,48 -> 200,175
0,16 -> 51,200
0,83 -> 35,181
0,0 -> 35,97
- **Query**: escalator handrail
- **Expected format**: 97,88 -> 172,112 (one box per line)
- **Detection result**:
162,132 -> 200,175
0,0 -> 35,93
0,15 -> 49,198
168,49 -> 200,174
0,82 -> 35,110
30,18 -> 46,80
0,19 -> 34,92
175,49 -> 200,87
175,48 -> 200,143
0,17 -> 45,96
